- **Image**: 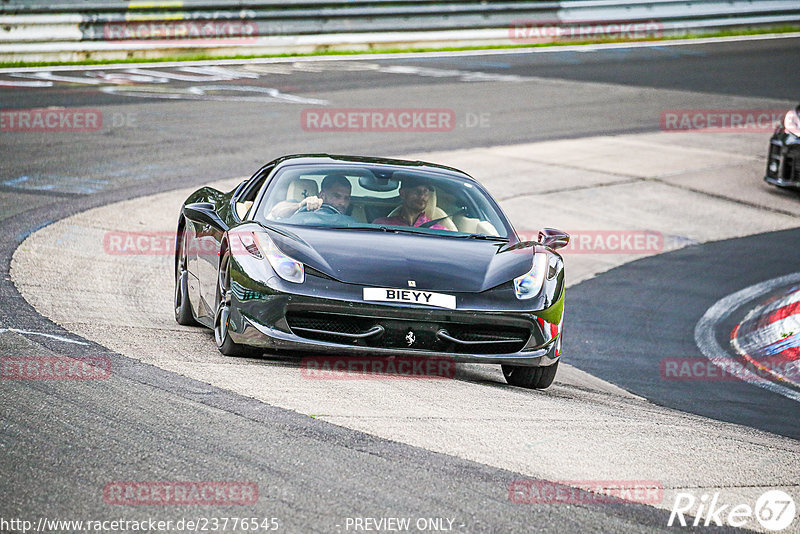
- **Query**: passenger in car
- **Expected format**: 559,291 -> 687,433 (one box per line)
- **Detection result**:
371,176 -> 448,230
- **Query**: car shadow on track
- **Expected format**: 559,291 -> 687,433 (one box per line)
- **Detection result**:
219,343 -> 514,387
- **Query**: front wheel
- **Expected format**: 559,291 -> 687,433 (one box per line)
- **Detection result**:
214,250 -> 258,357
175,223 -> 198,326
502,360 -> 559,389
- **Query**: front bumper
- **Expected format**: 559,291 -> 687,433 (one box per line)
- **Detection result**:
764,130 -> 800,189
227,283 -> 563,367
234,314 -> 560,366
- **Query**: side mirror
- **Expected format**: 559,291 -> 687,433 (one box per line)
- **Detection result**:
183,202 -> 228,231
539,228 -> 569,250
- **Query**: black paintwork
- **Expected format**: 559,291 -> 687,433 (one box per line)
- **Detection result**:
177,155 -> 565,366
764,104 -> 800,190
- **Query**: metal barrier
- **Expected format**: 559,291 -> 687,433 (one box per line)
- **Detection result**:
0,0 -> 798,62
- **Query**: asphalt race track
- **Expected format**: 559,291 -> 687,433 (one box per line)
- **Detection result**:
568,227 -> 800,440
1,35 -> 800,533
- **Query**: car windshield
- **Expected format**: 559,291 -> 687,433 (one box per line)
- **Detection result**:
253,163 -> 510,239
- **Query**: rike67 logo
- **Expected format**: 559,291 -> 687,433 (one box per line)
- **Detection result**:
669,490 -> 796,531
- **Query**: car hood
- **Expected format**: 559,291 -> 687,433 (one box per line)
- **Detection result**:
264,225 -> 533,292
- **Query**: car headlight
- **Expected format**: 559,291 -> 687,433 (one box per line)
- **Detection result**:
514,253 -> 548,300
238,231 -> 305,284
784,109 -> 800,136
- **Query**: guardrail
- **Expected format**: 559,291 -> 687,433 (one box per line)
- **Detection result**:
0,0 -> 798,63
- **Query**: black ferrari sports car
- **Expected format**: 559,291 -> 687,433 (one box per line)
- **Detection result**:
174,154 -> 568,389
765,104 -> 800,190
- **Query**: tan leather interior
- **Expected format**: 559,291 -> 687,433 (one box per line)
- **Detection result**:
437,187 -> 499,235
286,179 -> 319,202
477,221 -> 499,236
235,200 -> 253,219
452,214 -> 499,236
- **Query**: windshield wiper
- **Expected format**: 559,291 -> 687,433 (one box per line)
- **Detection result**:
326,225 -> 417,234
458,234 -> 509,241
327,226 -> 508,240
326,225 -> 391,231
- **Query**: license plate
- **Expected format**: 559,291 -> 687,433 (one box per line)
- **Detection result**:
363,287 -> 456,309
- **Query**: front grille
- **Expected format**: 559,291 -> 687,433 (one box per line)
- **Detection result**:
285,311 -> 530,354
286,313 -> 364,334
440,325 -> 530,354
447,325 -> 527,343
285,312 -> 371,343
788,156 -> 800,183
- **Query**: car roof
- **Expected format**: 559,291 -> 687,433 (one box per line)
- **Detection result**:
268,154 -> 477,182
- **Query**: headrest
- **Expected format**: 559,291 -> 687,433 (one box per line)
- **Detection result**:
286,179 -> 318,202
424,187 -> 438,219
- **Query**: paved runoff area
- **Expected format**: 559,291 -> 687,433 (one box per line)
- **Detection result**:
11,130 -> 800,530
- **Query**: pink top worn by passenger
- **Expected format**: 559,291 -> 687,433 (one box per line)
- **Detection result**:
372,212 -> 448,230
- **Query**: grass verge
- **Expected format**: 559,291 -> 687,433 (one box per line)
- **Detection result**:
0,25 -> 798,69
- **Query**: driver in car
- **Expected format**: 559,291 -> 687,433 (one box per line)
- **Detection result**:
372,176 -> 448,230
269,174 -> 353,221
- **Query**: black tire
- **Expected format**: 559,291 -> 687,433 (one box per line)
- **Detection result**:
502,360 -> 559,389
214,249 -> 259,357
174,223 -> 198,326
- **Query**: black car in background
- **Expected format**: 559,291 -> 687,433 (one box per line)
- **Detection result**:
765,104 -> 800,190
174,155 -> 568,389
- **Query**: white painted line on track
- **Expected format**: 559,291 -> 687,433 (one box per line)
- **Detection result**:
0,327 -> 89,345
694,272 -> 800,404
0,32 -> 798,74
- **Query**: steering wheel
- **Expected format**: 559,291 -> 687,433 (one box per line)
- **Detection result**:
316,203 -> 342,215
